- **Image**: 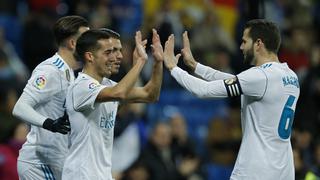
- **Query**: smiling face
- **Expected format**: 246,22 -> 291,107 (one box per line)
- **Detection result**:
240,28 -> 255,65
92,38 -> 115,78
110,38 -> 123,74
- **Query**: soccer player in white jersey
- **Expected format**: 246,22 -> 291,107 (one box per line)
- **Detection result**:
12,16 -> 89,180
163,19 -> 300,180
62,29 -> 163,180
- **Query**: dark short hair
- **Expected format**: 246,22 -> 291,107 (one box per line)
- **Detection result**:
53,15 -> 89,46
244,19 -> 281,54
75,29 -> 112,62
99,28 -> 120,39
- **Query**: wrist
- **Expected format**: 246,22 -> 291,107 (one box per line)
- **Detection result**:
189,60 -> 197,71
43,118 -> 54,131
134,59 -> 146,66
168,65 -> 177,71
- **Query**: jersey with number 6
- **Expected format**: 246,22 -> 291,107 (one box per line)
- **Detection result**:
230,62 -> 299,180
171,62 -> 300,180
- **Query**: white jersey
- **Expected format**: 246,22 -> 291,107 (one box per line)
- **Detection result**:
18,53 -> 75,168
171,62 -> 300,180
63,73 -> 119,180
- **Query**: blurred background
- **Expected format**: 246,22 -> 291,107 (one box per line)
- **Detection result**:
0,0 -> 320,179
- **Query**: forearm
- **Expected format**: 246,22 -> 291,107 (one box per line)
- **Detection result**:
195,63 -> 235,81
185,58 -> 197,72
97,61 -> 145,101
124,61 -> 163,103
12,92 -> 47,127
171,67 -> 228,98
144,61 -> 163,101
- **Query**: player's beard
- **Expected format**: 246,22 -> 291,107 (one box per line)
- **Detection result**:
244,45 -> 254,65
98,62 -> 112,78
111,63 -> 120,74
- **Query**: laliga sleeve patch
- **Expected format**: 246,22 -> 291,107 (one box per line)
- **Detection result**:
224,76 -> 243,97
33,75 -> 47,90
88,81 -> 100,90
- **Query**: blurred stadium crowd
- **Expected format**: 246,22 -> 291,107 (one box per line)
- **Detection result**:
0,0 -> 320,179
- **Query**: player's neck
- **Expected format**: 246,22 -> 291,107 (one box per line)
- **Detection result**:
255,52 -> 279,66
83,66 -> 103,83
57,47 -> 79,70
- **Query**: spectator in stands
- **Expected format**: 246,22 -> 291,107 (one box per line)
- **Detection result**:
169,112 -> 204,179
139,122 -> 180,180
0,122 -> 28,180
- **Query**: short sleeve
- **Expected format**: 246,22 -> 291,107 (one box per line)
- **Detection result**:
71,79 -> 107,111
24,65 -> 61,104
237,67 -> 267,98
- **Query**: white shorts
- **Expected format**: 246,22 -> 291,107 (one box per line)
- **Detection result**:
17,160 -> 62,180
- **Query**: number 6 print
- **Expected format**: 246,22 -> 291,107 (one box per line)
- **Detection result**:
278,95 -> 296,139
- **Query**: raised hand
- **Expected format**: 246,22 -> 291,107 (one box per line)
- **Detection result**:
163,34 -> 181,71
151,28 -> 164,62
133,31 -> 148,65
181,31 -> 197,71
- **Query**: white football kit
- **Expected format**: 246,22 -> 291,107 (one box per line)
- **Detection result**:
62,72 -> 119,180
16,53 -> 75,180
171,62 -> 300,180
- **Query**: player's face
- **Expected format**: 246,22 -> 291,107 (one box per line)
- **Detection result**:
110,38 -> 123,74
93,38 -> 115,78
240,28 -> 255,64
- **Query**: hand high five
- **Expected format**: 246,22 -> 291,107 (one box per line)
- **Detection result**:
163,34 -> 181,71
181,31 -> 197,71
133,31 -> 148,65
151,29 -> 164,62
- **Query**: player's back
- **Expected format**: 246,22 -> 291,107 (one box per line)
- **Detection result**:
231,62 -> 300,180
19,54 -> 74,168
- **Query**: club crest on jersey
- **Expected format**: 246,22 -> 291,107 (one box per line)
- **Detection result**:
34,75 -> 47,89
88,82 -> 99,89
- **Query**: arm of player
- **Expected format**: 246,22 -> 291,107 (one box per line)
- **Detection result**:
12,92 -> 47,126
181,31 -> 234,81
12,66 -> 70,134
13,92 -> 70,134
125,29 -> 164,103
171,67 -> 231,98
171,66 -> 268,99
165,35 -> 267,99
96,31 -> 148,102
164,34 -> 241,98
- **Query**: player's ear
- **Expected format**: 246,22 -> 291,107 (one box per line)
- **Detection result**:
84,52 -> 94,63
256,39 -> 263,47
69,38 -> 77,50
64,37 -> 76,50
254,38 -> 263,52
